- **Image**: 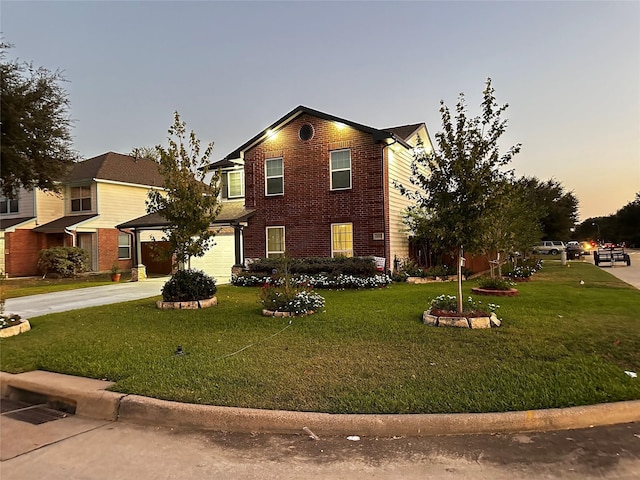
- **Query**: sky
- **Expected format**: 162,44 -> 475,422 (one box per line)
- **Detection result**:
2,0 -> 639,221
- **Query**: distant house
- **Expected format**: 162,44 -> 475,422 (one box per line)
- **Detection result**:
0,152 -> 165,276
206,105 -> 434,272
0,187 -> 65,276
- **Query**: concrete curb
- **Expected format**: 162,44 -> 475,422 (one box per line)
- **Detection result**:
118,394 -> 640,436
2,371 -> 639,436
0,371 -> 125,421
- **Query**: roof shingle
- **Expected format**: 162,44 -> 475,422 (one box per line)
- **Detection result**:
68,152 -> 165,187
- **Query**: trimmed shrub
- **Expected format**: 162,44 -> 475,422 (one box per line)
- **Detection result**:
247,256 -> 378,276
477,276 -> 513,291
161,269 -> 217,302
37,247 -> 89,278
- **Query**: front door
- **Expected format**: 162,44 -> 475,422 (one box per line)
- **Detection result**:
77,233 -> 97,271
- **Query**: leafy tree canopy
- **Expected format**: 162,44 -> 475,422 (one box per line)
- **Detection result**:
516,177 -> 578,240
397,78 -> 521,312
0,43 -> 78,198
146,112 -> 221,269
576,192 -> 640,247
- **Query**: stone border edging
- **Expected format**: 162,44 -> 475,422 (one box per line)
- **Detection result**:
2,371 -> 638,437
0,319 -> 31,338
156,296 -> 218,309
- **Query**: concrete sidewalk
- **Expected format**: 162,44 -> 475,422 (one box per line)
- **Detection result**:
3,276 -> 168,319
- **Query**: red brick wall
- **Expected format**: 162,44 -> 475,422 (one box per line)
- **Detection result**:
3,228 -> 133,276
4,230 -> 49,276
97,228 -> 132,272
243,114 -> 387,261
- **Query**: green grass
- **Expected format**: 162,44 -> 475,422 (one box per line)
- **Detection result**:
1,261 -> 639,414
1,273 -> 132,298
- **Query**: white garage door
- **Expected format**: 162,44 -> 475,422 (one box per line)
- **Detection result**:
189,230 -> 235,284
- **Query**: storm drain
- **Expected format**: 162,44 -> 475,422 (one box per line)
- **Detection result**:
0,398 -> 33,414
1,398 -> 69,425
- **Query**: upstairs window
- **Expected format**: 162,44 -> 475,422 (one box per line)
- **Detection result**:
118,233 -> 131,259
330,149 -> 351,190
221,170 -> 244,199
0,196 -> 18,214
265,157 -> 284,196
331,223 -> 353,257
266,226 -> 285,258
71,186 -> 92,212
227,171 -> 244,198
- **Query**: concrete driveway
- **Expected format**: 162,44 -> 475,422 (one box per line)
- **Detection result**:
3,276 -> 168,319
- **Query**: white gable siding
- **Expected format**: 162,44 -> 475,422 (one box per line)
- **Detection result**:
35,190 -> 64,224
387,147 -> 414,263
386,126 -> 433,266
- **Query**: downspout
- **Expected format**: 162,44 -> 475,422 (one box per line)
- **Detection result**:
64,228 -> 76,247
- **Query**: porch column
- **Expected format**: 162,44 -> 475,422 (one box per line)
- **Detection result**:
131,229 -> 147,282
233,224 -> 244,267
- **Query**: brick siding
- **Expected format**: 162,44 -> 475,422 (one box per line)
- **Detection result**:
243,114 -> 387,261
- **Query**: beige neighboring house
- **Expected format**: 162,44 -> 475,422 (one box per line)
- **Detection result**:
0,187 -> 64,275
0,152 -> 165,277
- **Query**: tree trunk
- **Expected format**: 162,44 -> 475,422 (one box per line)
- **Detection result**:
457,245 -> 464,313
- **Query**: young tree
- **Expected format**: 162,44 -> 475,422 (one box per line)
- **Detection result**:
146,112 -> 221,269
477,181 -> 543,277
397,78 -> 521,313
0,43 -> 78,197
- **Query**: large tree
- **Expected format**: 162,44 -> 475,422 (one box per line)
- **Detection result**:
0,43 -> 78,198
397,78 -> 521,313
146,112 -> 221,269
516,177 -> 578,240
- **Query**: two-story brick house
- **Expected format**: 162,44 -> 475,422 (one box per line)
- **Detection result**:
208,105 -> 433,272
0,152 -> 165,276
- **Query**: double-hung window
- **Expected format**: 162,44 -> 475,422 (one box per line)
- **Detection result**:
118,233 -> 131,259
331,223 -> 353,257
222,170 -> 244,199
330,149 -> 351,190
265,158 -> 284,196
266,226 -> 285,258
71,186 -> 92,212
0,196 -> 18,214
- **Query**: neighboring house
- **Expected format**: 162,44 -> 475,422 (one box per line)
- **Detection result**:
0,152 -> 165,276
206,105 -> 434,272
0,187 -> 64,275
117,201 -> 255,284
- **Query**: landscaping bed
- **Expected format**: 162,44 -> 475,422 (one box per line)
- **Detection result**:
1,262 -> 639,414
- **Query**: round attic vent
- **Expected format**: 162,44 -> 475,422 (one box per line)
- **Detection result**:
299,124 -> 314,141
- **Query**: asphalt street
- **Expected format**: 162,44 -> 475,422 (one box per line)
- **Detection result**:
1,416 -> 639,480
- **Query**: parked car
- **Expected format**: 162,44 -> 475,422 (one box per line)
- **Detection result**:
566,241 -> 584,258
533,241 -> 566,255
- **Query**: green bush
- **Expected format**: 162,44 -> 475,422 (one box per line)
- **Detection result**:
37,247 -> 89,278
161,269 -> 217,302
247,256 -> 377,276
477,276 -> 513,290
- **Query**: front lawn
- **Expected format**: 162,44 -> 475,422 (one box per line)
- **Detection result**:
1,262 -> 638,414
